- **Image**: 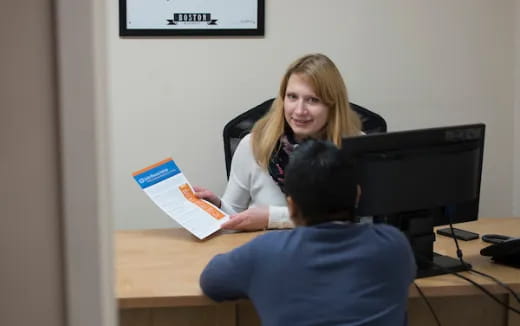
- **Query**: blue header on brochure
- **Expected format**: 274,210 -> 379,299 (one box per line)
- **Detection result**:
133,159 -> 181,189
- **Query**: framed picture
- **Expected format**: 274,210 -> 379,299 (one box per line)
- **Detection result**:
120,0 -> 265,36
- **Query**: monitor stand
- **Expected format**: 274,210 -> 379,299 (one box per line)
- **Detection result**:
416,253 -> 471,278
381,213 -> 471,278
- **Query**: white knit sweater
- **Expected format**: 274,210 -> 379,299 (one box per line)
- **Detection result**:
220,134 -> 294,229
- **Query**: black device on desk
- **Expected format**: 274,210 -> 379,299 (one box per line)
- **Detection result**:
480,234 -> 520,268
436,227 -> 479,241
342,123 -> 485,278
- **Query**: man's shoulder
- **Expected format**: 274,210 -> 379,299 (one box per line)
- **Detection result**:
370,223 -> 404,235
246,230 -> 294,253
368,223 -> 417,279
368,224 -> 412,251
251,229 -> 292,244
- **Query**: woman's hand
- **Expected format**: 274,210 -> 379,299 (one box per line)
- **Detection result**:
221,207 -> 269,231
193,186 -> 221,208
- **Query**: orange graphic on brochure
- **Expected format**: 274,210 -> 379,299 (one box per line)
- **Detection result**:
178,184 -> 225,220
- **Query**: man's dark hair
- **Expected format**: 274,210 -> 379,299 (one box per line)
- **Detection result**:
285,139 -> 358,225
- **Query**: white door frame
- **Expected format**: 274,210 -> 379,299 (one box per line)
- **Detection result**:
55,0 -> 116,325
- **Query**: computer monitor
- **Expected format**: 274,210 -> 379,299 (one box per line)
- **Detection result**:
341,124 -> 485,278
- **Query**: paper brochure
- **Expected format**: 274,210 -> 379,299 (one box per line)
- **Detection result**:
132,158 -> 229,239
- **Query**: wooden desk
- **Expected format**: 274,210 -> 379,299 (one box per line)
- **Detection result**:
116,218 -> 520,326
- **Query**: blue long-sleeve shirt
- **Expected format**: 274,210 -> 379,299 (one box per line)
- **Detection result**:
200,222 -> 416,326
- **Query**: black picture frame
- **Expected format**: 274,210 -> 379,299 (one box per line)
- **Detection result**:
119,0 -> 265,37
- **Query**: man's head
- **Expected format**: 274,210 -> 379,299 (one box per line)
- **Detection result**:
285,139 -> 359,226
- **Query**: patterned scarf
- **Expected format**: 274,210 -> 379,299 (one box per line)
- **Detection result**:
267,132 -> 300,193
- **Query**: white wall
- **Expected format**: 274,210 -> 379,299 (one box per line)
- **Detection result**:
108,0 -> 516,229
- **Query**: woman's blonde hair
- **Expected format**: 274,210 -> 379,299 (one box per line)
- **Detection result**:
251,53 -> 361,169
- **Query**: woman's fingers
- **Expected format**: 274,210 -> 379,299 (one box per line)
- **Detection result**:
220,215 -> 244,229
220,208 -> 268,231
193,186 -> 210,199
193,185 -> 221,208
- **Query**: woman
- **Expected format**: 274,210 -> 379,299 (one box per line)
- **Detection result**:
195,53 -> 361,231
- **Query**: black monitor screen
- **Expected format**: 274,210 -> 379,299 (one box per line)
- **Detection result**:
341,124 -> 485,277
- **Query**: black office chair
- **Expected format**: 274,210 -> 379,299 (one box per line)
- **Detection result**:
223,98 -> 387,178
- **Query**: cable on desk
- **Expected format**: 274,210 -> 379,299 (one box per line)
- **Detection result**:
469,268 -> 520,304
451,272 -> 520,315
417,253 -> 520,315
413,282 -> 442,326
445,216 -> 520,305
446,220 -> 468,267
439,216 -> 520,315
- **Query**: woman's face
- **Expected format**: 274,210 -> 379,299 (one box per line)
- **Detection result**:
284,73 -> 330,141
